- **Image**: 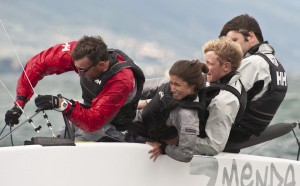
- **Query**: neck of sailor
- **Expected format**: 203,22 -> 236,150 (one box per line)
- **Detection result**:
214,63 -> 232,83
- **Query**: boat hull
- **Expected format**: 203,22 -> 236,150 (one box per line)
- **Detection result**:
0,142 -> 299,186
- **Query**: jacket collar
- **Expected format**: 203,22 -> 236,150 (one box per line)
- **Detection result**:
244,41 -> 270,58
219,71 -> 236,84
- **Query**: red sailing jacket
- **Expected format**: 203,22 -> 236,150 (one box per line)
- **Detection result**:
15,41 -> 134,132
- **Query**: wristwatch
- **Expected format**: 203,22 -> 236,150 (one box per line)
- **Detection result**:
57,98 -> 69,112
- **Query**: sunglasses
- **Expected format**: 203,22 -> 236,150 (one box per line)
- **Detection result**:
75,63 -> 96,73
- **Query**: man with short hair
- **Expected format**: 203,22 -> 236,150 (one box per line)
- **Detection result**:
194,37 -> 246,155
219,14 -> 288,148
5,35 -> 145,141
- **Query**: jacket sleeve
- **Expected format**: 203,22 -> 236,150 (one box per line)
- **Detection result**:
66,68 -> 135,132
194,90 -> 239,155
166,107 -> 199,162
16,41 -> 77,107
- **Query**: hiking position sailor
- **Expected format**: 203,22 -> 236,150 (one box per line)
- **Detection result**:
135,59 -> 208,162
194,37 -> 247,155
219,14 -> 288,148
4,35 -> 145,141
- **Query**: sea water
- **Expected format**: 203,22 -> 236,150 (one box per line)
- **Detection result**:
0,73 -> 300,160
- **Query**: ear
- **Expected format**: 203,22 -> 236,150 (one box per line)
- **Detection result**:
247,31 -> 258,44
98,61 -> 105,67
98,60 -> 110,71
223,61 -> 232,72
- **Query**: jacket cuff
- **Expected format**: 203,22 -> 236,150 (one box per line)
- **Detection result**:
160,142 -> 167,154
15,99 -> 25,108
63,100 -> 76,116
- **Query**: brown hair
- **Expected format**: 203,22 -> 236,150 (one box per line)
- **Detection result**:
219,14 -> 264,42
169,59 -> 208,91
71,35 -> 109,65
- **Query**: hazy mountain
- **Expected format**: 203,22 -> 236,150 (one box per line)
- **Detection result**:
1,0 -> 300,77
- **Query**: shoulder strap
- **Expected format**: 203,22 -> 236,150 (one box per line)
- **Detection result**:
100,61 -> 133,85
206,81 -> 247,124
206,82 -> 241,101
253,52 -> 271,63
206,83 -> 240,99
177,101 -> 203,109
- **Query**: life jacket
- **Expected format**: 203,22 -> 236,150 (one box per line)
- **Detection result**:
80,49 -> 145,131
236,52 -> 287,136
141,83 -> 204,141
199,74 -> 247,138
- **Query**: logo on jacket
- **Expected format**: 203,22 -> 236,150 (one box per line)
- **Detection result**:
62,43 -> 71,52
271,57 -> 279,67
94,79 -> 102,85
159,91 -> 164,99
276,71 -> 287,86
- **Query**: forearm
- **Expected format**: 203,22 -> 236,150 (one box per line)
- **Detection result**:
165,145 -> 194,162
165,131 -> 198,162
194,138 -> 220,155
166,108 -> 199,162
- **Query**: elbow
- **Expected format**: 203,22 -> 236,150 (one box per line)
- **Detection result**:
69,118 -> 104,132
84,126 -> 100,132
85,121 -> 105,132
174,154 -> 193,163
183,155 -> 193,163
180,151 -> 194,163
194,145 -> 220,156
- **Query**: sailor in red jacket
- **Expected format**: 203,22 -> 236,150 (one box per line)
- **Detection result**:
5,35 -> 145,141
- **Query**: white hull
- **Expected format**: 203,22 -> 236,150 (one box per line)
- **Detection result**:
0,142 -> 299,186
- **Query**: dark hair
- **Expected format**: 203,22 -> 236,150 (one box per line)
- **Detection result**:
219,14 -> 264,42
71,35 -> 109,65
169,60 -> 208,92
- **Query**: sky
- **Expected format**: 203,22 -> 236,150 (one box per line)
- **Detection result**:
0,0 -> 300,78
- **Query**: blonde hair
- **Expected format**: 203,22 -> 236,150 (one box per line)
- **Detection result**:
202,37 -> 243,71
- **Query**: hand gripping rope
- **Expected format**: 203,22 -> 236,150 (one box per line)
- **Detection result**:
0,80 -> 42,133
0,111 -> 41,142
0,19 -> 57,144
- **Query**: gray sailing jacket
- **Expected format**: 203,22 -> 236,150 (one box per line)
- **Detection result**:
194,73 -> 243,155
141,77 -> 199,162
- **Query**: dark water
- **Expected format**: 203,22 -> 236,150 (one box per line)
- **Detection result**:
0,73 -> 300,161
